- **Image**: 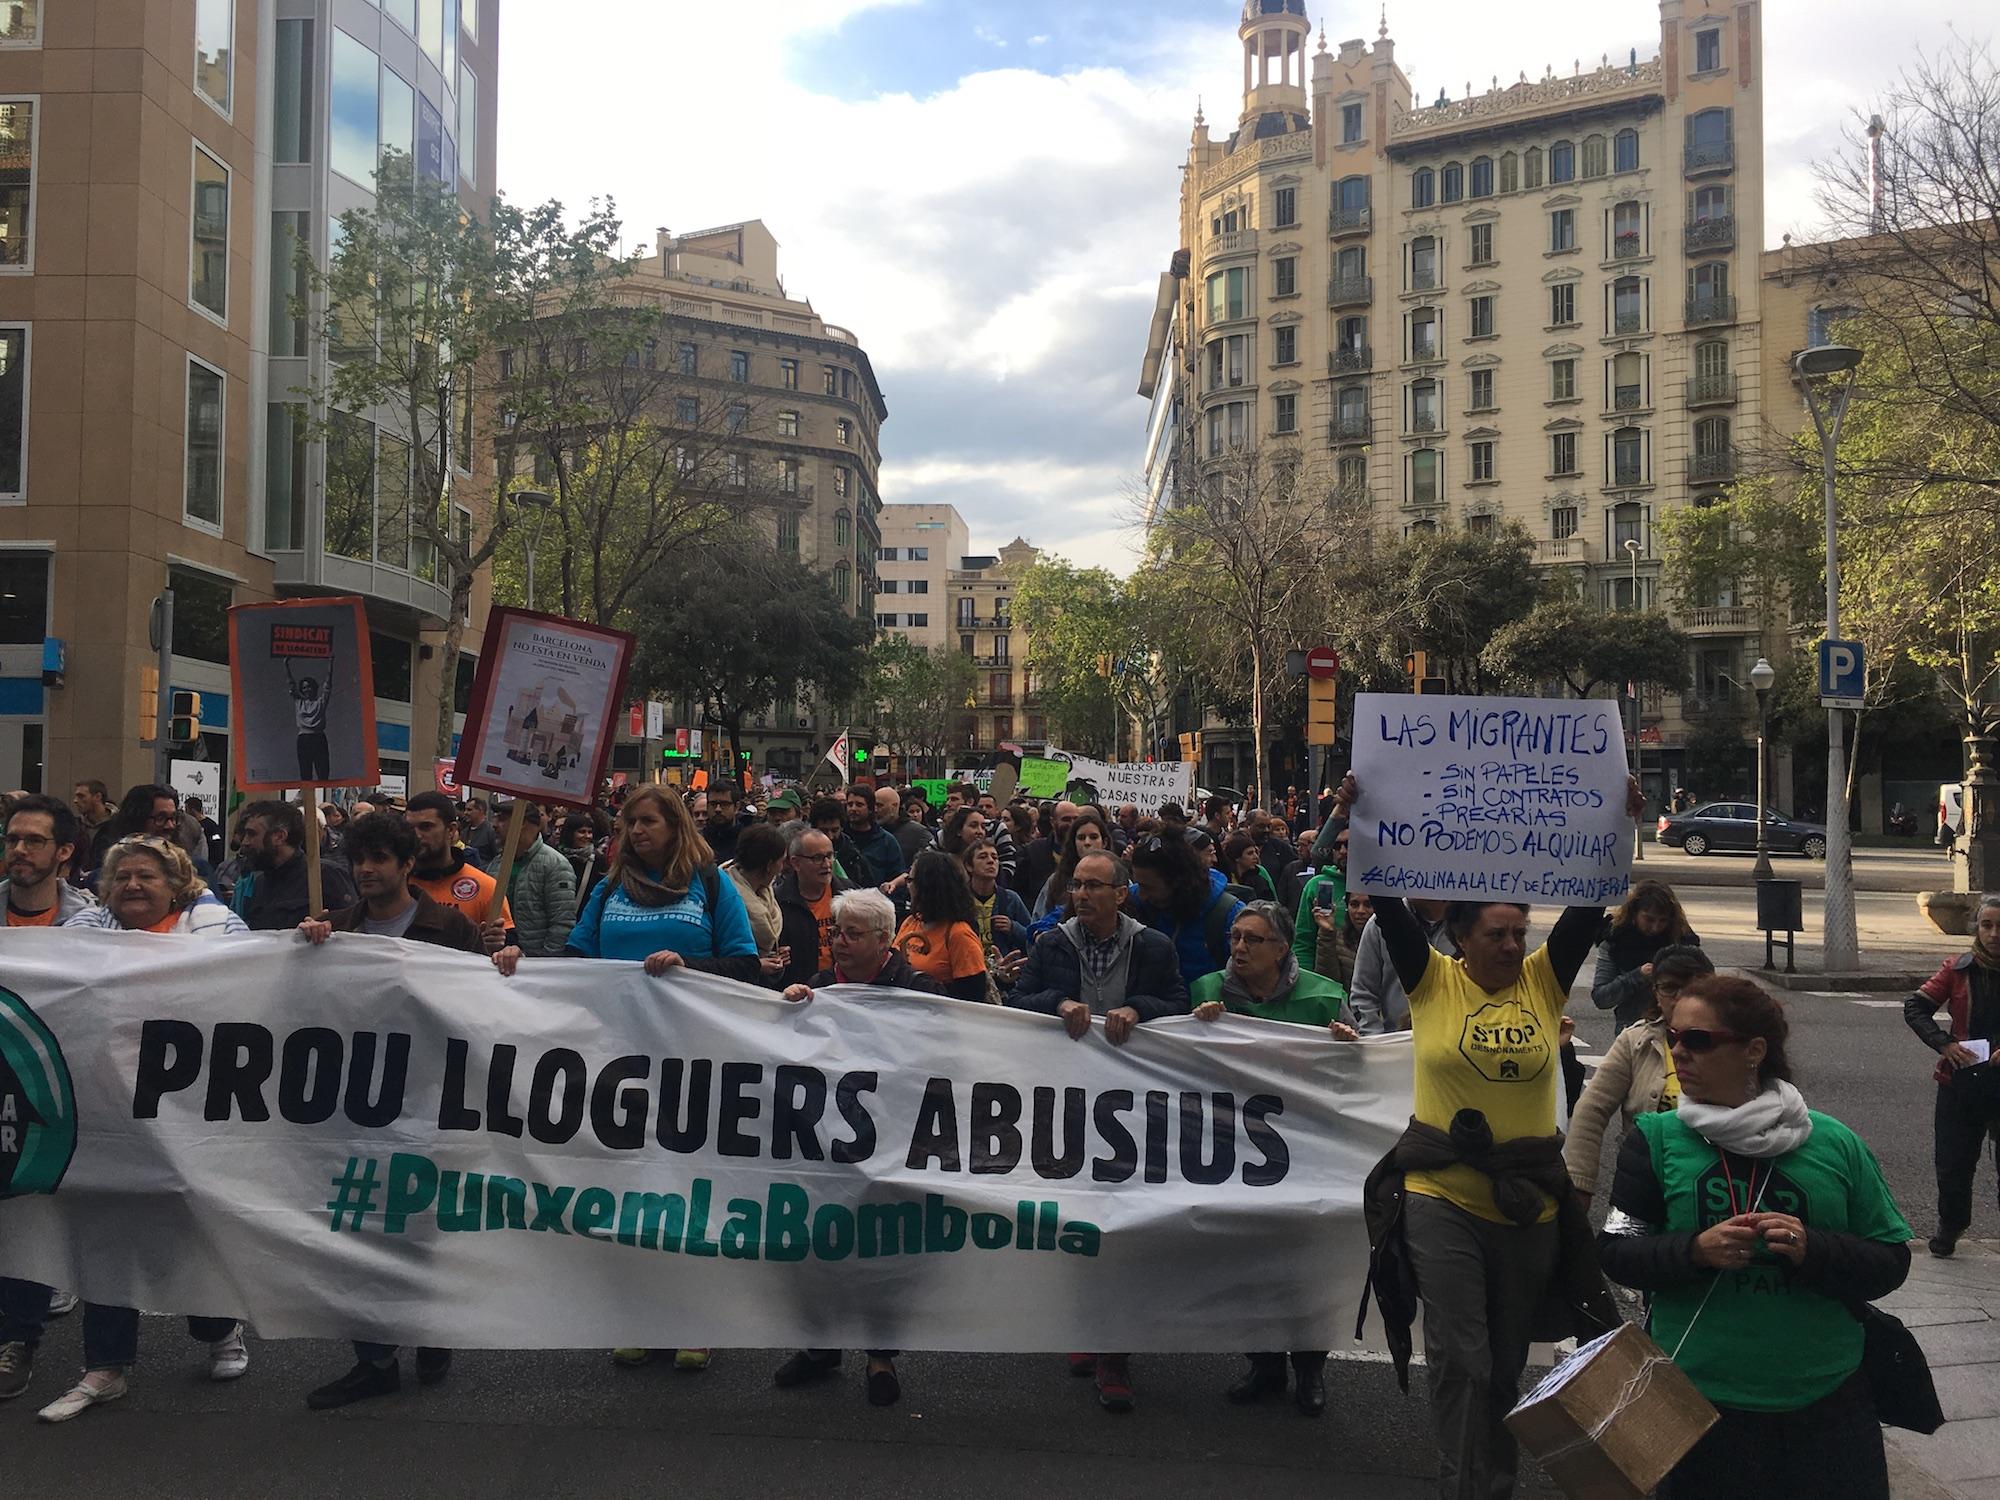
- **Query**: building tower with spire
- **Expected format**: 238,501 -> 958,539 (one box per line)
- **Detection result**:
1138,0 -> 1768,802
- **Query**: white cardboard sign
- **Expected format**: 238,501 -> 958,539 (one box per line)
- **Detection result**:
1349,692 -> 1632,905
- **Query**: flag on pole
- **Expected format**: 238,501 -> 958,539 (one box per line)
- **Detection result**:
823,728 -> 850,784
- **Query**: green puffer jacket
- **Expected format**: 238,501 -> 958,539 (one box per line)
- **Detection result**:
507,836 -> 578,957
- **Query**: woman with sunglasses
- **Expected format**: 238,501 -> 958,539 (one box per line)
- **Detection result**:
1189,899 -> 1354,1416
1562,945 -> 1714,1203
1336,771 -> 1633,1499
1598,976 -> 1912,1498
1904,892 -> 2000,1258
35,836 -> 250,1423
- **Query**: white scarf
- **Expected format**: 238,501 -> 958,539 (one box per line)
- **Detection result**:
1678,1079 -> 1813,1160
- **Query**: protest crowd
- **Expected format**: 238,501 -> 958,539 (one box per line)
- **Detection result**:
0,753 -> 1971,1500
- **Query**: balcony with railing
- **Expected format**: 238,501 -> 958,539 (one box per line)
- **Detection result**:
1537,536 -> 1587,564
1409,267 -> 1438,293
1687,372 -> 1737,406
1204,228 -> 1259,263
1611,386 -> 1645,412
1684,139 -> 1734,174
1610,463 -> 1646,489
1613,311 -> 1645,336
1684,605 -> 1754,634
1685,294 -> 1737,328
1612,232 -> 1643,260
1406,338 -> 1442,366
1689,449 -> 1737,483
1330,345 -> 1372,373
1330,414 -> 1373,443
1685,214 -> 1735,251
1329,275 -> 1373,307
1407,412 -> 1440,436
1329,204 -> 1371,236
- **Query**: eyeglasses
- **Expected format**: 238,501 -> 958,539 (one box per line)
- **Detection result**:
1667,1026 -> 1742,1054
794,851 -> 834,864
833,926 -> 880,943
1069,878 -> 1118,893
4,832 -> 53,849
1230,930 -> 1280,946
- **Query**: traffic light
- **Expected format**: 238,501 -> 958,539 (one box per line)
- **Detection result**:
852,739 -> 872,766
1403,651 -> 1447,695
168,690 -> 203,745
136,665 -> 159,742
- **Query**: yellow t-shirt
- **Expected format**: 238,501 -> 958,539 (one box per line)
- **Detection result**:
1405,945 -> 1565,1224
1658,1037 -> 1681,1111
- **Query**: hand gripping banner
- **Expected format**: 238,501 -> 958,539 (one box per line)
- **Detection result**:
0,930 -> 1411,1353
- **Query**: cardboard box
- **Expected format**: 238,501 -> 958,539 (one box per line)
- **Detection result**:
1506,1323 -> 1718,1499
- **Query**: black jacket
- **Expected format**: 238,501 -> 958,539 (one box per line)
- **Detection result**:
327,887 -> 487,954
806,949 -> 944,996
1007,921 -> 1191,1023
1596,1127 -> 1911,1299
770,869 -> 853,988
1359,1115 -> 1617,1392
245,852 -> 359,931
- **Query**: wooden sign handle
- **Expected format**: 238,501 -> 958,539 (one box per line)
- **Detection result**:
485,799 -> 530,932
302,785 -> 324,920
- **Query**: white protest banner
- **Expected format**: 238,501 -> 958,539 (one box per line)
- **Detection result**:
646,700 -> 666,741
0,930 -> 1409,1353
454,606 -> 635,810
1349,692 -> 1633,904
1055,755 -> 1194,808
227,597 -> 378,792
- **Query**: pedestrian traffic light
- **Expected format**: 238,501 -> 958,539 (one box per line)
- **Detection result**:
168,690 -> 203,745
853,740 -> 871,765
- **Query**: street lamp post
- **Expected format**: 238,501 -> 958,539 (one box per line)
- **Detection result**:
1623,537 -> 1645,863
1750,655 -> 1776,881
509,489 -> 554,611
1792,345 -> 1864,971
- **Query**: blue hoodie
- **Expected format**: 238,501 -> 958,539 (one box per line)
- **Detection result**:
1129,866 -> 1242,990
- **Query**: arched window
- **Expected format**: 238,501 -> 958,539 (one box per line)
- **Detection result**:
1469,157 -> 1494,197
1612,427 -> 1644,486
1581,134 -> 1606,178
1499,151 -> 1519,192
1411,167 -> 1434,208
833,561 -> 850,602
1409,235 -> 1437,290
1612,350 -> 1644,409
1613,276 -> 1643,333
1687,108 -> 1732,170
1694,339 -> 1729,380
1523,146 -> 1543,188
1440,162 -> 1463,202
1614,129 -> 1639,172
835,507 -> 851,546
1410,378 -> 1439,431
1409,449 -> 1439,503
1550,140 -> 1575,182
1694,416 -> 1731,457
1613,200 -> 1642,255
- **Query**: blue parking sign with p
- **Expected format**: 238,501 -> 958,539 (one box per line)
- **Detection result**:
1819,638 -> 1864,708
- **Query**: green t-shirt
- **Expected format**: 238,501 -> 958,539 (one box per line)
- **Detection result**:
1190,967 -> 1347,1028
1636,1109 -> 1912,1412
1291,868 -> 1346,971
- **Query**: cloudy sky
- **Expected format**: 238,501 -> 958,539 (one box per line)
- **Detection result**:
499,0 -> 1964,572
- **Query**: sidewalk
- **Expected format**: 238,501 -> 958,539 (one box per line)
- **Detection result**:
1880,1239 -> 2000,1498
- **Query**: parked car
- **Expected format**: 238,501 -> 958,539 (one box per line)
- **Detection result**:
1656,802 -> 1828,859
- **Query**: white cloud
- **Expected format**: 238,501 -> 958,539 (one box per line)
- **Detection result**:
500,1 -> 1964,572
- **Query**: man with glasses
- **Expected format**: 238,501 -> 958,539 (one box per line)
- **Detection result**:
770,828 -> 852,987
1291,818 -> 1350,974
1008,851 -> 1188,1415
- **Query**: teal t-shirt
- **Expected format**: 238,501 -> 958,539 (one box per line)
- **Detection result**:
1637,1108 -> 1912,1412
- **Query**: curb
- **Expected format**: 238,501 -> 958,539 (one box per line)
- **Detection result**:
1723,966 -> 1924,994
1887,1440 -> 1961,1500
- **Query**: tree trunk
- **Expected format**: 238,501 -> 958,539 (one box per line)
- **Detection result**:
432,571 -> 473,761
1249,642 -> 1266,809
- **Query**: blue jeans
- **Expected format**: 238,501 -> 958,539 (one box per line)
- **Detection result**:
0,1277 -> 52,1348
82,1305 -> 237,1371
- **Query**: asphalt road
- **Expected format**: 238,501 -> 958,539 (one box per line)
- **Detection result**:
0,977 -> 1966,1497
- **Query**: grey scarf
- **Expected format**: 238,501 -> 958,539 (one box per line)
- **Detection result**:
1220,952 -> 1301,1013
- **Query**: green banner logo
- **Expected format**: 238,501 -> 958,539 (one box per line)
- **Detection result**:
0,987 -> 78,1198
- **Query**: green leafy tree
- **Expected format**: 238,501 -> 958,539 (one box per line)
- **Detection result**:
299,152 -> 642,756
1340,523 -> 1545,692
1482,597 -> 1690,700
867,638 -> 976,777
629,537 -> 873,771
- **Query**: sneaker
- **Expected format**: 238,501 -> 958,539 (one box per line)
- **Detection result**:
674,1348 -> 712,1372
1929,1229 -> 1960,1258
1066,1352 -> 1096,1377
46,1291 -> 79,1318
0,1341 -> 31,1400
773,1350 -> 841,1388
208,1323 -> 249,1381
1094,1354 -> 1135,1414
37,1369 -> 126,1423
415,1348 -> 452,1387
610,1348 -> 655,1367
305,1359 -> 400,1411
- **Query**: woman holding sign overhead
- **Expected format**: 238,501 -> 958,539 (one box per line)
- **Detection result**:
1341,771 -> 1634,1500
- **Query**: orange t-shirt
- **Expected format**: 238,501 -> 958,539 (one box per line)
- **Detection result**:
5,902 -> 58,927
893,917 -> 988,985
141,911 -> 182,933
412,863 -> 512,929
808,885 -> 835,973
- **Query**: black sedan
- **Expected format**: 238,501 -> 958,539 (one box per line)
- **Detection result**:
1656,802 -> 1828,859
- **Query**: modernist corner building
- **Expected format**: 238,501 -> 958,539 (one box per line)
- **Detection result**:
0,0 -> 501,798
1141,0 -> 1768,797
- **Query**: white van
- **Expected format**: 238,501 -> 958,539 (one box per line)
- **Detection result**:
1939,783 -> 1965,847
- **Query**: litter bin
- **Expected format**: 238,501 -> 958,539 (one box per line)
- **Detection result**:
1756,877 -> 1803,973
